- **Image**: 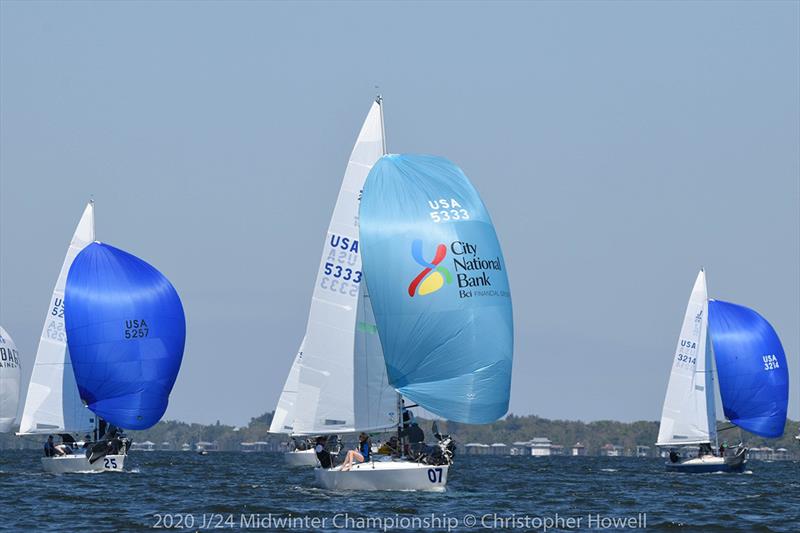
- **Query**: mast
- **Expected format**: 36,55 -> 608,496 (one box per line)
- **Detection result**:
376,94 -> 387,156
89,197 -> 95,242
377,92 -> 404,451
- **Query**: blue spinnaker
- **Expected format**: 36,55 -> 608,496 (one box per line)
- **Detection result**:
359,154 -> 513,424
708,300 -> 788,438
65,242 -> 186,430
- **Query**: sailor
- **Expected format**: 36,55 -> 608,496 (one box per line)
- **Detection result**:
377,436 -> 399,456
314,436 -> 334,469
698,443 -> 713,457
400,422 -> 426,457
44,435 -> 59,457
341,433 -> 370,471
401,402 -> 416,430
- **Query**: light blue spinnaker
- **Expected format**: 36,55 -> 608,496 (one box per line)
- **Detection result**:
709,300 -> 789,438
65,242 -> 186,430
359,154 -> 513,424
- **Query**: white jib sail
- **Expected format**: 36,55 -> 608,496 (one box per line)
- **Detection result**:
657,270 -> 717,446
18,202 -> 96,435
271,100 -> 397,435
0,326 -> 21,433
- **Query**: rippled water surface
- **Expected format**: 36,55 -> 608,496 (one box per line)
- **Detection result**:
1,451 -> 798,531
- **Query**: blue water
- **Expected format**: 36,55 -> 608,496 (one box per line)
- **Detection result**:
1,451 -> 798,531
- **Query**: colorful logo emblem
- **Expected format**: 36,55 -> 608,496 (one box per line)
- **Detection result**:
408,239 -> 452,297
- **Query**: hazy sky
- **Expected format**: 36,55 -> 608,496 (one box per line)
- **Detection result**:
1,1 -> 797,427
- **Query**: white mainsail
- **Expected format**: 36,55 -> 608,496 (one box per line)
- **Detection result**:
270,100 -> 397,435
657,270 -> 717,446
0,325 -> 21,432
18,202 -> 96,435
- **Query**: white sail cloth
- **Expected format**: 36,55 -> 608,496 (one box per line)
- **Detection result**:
18,203 -> 95,435
657,270 -> 717,446
0,326 -> 21,432
270,101 -> 397,435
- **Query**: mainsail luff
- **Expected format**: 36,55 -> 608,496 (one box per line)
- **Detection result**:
18,203 -> 96,435
270,99 -> 397,435
656,270 -> 717,446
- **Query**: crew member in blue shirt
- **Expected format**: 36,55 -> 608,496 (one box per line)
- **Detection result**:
341,433 -> 370,471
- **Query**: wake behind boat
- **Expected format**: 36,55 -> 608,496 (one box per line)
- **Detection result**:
656,270 -> 789,473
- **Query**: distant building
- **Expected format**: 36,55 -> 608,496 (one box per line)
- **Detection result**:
601,444 -> 623,457
571,442 -> 586,456
180,443 -> 192,452
241,441 -> 272,452
196,441 -> 219,452
749,446 -> 781,461
490,443 -> 509,455
774,448 -> 789,461
636,445 -> 651,458
131,440 -> 156,452
464,443 -> 491,455
530,437 -> 552,456
508,437 -> 553,456
160,441 -> 172,451
550,444 -> 565,456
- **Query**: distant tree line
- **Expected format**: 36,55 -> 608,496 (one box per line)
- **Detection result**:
2,412 -> 797,456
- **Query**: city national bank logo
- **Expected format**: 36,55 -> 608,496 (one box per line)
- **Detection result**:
408,239 -> 453,297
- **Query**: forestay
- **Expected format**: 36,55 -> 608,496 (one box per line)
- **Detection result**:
709,300 -> 788,438
360,154 -> 514,424
18,203 -> 95,435
657,270 -> 717,446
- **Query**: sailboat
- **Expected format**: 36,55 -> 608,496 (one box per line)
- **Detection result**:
269,98 -> 398,467
656,269 -> 789,473
0,326 -> 21,433
18,201 -> 186,473
313,114 -> 514,491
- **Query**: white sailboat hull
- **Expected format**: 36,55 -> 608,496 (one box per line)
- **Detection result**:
314,459 -> 448,491
665,448 -> 747,473
283,449 -> 319,467
41,453 -> 126,474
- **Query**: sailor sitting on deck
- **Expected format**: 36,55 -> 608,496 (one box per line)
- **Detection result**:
341,433 -> 370,471
44,435 -> 69,457
377,436 -> 399,456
